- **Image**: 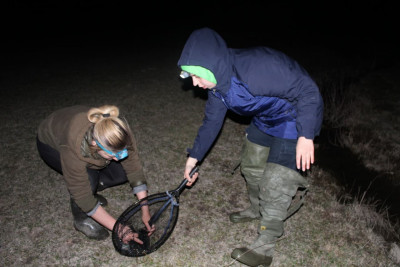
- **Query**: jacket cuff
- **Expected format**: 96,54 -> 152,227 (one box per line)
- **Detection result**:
132,184 -> 148,195
86,202 -> 101,216
127,171 -> 147,188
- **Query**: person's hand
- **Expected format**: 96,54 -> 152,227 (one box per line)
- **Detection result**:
141,204 -> 155,236
296,136 -> 314,171
184,157 -> 198,186
117,224 -> 143,244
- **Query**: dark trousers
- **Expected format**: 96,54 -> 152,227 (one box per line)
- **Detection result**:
36,136 -> 128,193
246,122 -> 297,170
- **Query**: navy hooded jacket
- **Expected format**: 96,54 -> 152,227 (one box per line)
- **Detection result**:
178,28 -> 324,162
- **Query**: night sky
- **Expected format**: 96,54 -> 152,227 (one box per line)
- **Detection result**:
2,1 -> 398,61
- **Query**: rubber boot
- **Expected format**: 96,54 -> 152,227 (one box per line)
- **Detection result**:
94,194 -> 108,207
231,219 -> 279,266
229,138 -> 269,223
70,198 -> 109,240
231,163 -> 308,266
231,245 -> 273,267
229,183 -> 260,223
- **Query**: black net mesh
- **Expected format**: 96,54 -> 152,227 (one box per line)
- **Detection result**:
112,192 -> 180,257
113,167 -> 199,257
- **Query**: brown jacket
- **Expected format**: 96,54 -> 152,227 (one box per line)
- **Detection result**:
37,105 -> 146,212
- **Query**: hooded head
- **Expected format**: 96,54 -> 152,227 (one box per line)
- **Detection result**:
177,28 -> 231,91
180,65 -> 217,84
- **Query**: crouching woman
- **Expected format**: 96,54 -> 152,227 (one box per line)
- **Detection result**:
36,105 -> 153,242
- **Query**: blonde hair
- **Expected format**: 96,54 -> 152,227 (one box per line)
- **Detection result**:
87,105 -> 131,152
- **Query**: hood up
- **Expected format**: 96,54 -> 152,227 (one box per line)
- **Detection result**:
177,27 -> 232,91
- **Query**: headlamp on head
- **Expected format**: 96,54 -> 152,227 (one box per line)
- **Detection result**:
180,70 -> 190,79
180,65 -> 217,84
95,140 -> 128,160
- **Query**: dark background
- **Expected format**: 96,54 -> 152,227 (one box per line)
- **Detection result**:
1,1 -> 398,61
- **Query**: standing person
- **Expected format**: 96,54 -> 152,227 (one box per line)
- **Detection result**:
37,105 -> 154,243
178,28 -> 323,266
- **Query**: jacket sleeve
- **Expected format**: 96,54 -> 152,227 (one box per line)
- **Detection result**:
121,134 -> 146,188
293,76 -> 324,139
60,147 -> 98,213
188,90 -> 227,161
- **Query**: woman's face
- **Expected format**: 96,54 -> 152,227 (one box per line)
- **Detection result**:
191,75 -> 216,89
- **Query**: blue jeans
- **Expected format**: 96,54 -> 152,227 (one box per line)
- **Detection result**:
246,122 -> 297,170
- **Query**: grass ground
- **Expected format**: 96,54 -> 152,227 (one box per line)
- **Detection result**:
1,40 -> 399,266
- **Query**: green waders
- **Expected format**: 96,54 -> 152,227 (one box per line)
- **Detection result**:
231,162 -> 308,267
229,138 -> 269,223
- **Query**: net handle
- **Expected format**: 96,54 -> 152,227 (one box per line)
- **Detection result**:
148,195 -> 174,226
148,166 -> 199,226
176,166 -> 199,194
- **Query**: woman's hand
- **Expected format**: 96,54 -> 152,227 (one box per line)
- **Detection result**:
141,204 -> 155,236
117,224 -> 143,244
136,191 -> 156,236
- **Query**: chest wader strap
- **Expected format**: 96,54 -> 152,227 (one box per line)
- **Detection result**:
285,187 -> 308,220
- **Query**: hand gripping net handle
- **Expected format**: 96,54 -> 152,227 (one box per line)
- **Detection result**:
176,165 -> 200,193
